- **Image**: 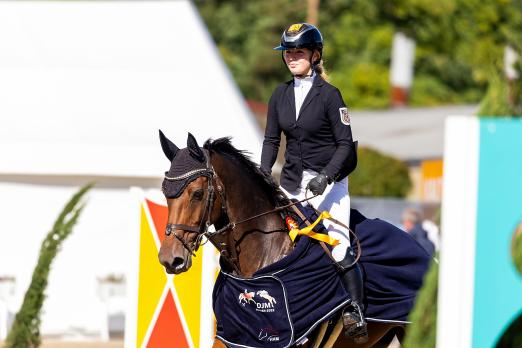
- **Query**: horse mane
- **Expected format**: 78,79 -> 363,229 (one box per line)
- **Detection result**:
203,137 -> 290,206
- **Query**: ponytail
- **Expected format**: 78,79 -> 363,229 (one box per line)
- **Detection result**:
315,59 -> 329,82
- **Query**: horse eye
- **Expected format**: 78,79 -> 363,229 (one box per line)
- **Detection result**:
192,189 -> 204,201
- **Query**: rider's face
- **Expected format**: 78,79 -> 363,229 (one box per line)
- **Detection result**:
284,48 -> 319,76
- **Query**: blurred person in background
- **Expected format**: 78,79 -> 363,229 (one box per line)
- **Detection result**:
422,219 -> 440,252
260,23 -> 365,342
402,208 -> 435,257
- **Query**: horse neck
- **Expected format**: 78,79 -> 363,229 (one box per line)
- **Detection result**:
212,154 -> 293,277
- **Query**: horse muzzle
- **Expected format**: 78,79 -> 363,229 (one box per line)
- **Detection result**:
158,245 -> 193,274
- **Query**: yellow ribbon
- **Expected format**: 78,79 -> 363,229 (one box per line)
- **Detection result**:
288,211 -> 340,246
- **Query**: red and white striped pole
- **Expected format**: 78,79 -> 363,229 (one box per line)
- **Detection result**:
504,45 -> 519,105
390,32 -> 416,107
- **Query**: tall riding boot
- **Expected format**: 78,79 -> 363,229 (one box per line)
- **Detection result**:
338,247 -> 369,344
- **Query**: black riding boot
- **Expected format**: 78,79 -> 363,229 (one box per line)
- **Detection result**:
338,247 -> 368,344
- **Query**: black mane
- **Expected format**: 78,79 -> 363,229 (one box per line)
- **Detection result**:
204,137 -> 289,206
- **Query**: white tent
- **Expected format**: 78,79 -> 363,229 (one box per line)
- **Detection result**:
0,0 -> 262,339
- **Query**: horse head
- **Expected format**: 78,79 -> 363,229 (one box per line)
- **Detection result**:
158,131 -> 293,277
157,130 -> 224,274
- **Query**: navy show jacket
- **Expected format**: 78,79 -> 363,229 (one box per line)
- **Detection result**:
260,75 -> 357,191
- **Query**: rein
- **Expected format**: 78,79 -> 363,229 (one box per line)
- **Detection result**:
163,151 -> 361,271
206,195 -> 319,238
163,149 -> 318,253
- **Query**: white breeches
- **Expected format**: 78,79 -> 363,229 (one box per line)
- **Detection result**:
280,170 -> 351,261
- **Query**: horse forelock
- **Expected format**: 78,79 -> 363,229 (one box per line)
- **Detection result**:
203,137 -> 289,206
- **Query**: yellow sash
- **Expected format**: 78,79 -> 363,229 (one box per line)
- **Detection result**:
288,211 -> 340,246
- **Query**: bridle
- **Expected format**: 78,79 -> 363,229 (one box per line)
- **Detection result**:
162,149 -> 317,259
162,149 -> 362,272
164,150 -> 223,257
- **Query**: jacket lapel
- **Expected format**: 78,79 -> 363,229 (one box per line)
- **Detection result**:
284,80 -> 296,119
298,76 -> 323,119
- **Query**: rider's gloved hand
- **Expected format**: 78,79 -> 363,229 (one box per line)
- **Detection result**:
306,171 -> 330,196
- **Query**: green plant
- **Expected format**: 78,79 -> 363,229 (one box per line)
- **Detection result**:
349,147 -> 412,197
477,68 -> 522,117
4,184 -> 93,348
403,259 -> 438,348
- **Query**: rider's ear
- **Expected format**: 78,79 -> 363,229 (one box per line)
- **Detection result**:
187,132 -> 205,162
159,129 -> 179,161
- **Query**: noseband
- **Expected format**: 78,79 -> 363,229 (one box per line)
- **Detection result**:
162,150 -> 322,264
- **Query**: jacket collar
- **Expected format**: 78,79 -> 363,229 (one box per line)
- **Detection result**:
284,75 -> 325,118
297,74 -> 323,117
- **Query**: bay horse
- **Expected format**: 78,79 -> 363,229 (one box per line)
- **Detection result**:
158,132 -> 405,348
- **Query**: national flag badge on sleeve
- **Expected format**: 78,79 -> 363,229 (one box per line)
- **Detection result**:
339,107 -> 351,125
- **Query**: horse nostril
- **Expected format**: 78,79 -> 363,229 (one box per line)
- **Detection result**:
171,257 -> 185,269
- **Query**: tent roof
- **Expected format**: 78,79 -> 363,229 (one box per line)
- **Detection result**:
0,0 -> 262,178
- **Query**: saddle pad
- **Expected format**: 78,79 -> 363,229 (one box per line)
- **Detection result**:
213,237 -> 350,348
350,209 -> 432,322
295,205 -> 431,323
213,274 -> 292,347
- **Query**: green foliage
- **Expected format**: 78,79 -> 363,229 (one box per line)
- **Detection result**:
512,223 -> 522,278
495,222 -> 522,346
477,67 -> 522,117
349,147 -> 411,197
403,259 -> 438,348
195,0 -> 307,103
478,69 -> 514,116
4,184 -> 93,348
195,0 -> 522,109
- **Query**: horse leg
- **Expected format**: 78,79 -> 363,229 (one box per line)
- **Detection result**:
371,325 -> 406,348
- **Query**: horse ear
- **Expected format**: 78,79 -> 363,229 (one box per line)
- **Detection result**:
187,132 -> 205,162
159,130 -> 179,161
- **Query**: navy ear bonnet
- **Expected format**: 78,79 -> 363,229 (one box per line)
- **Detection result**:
162,149 -> 211,198
159,131 -> 212,199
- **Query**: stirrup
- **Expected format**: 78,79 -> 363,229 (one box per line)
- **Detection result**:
342,303 -> 369,344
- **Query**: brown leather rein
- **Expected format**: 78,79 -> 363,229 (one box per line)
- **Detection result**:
163,151 -> 317,256
163,150 -> 361,269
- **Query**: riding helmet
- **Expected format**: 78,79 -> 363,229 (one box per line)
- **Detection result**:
274,23 -> 323,62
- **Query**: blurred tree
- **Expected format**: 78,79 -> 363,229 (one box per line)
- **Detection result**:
477,68 -> 516,116
512,222 -> 522,275
4,184 -> 92,348
195,0 -> 522,109
195,0 -> 306,102
349,147 -> 412,197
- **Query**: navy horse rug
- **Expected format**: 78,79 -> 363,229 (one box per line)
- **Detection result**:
212,208 -> 432,348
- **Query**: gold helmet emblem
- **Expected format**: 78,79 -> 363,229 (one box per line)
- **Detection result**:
287,23 -> 303,33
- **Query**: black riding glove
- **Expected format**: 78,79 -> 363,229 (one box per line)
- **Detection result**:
306,172 -> 330,196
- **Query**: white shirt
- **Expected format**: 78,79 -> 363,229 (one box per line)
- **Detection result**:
293,73 -> 315,119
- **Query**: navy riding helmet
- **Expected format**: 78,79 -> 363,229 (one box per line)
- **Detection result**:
274,23 -> 323,65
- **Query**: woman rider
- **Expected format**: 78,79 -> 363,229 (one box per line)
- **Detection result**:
260,23 -> 367,343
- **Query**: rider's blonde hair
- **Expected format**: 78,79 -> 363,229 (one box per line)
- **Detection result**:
315,59 -> 329,82
311,48 -> 329,81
